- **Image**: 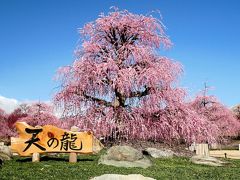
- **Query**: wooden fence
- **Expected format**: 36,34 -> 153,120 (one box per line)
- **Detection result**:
210,150 -> 240,159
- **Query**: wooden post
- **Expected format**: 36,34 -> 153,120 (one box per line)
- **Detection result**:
196,144 -> 209,157
32,152 -> 40,162
69,126 -> 79,163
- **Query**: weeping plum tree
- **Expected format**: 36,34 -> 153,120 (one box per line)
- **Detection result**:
232,104 -> 240,120
0,108 -> 8,120
0,103 -> 60,140
190,93 -> 240,141
7,104 -> 28,128
55,9 -> 216,144
19,102 -> 59,127
0,108 -> 14,140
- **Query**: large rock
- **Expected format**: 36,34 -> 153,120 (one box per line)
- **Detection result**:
90,174 -> 156,180
93,136 -> 104,154
0,142 -> 12,160
190,155 -> 228,166
144,148 -> 174,158
0,143 -> 12,161
106,146 -> 143,162
99,146 -> 152,168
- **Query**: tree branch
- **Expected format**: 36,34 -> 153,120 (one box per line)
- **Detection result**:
115,89 -> 126,107
83,93 -> 112,107
128,87 -> 152,98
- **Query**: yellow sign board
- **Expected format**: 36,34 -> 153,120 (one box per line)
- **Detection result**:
11,122 -> 93,156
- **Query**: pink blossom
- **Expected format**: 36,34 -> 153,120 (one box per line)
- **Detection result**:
189,94 -> 240,141
54,8 -> 229,144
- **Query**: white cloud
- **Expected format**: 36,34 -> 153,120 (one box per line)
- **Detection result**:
0,95 -> 62,117
0,95 -> 19,114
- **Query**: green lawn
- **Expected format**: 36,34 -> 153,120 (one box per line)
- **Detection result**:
1,152 -> 240,180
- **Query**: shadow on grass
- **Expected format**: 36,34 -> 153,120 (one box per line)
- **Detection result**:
16,156 -> 94,162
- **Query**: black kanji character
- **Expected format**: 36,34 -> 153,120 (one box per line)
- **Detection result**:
23,128 -> 46,152
60,132 -> 82,151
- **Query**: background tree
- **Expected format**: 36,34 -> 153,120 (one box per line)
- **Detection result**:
189,87 -> 240,141
19,102 -> 59,127
0,108 -> 8,120
0,108 -> 14,141
7,103 -> 29,128
232,104 -> 240,120
1,103 -> 61,142
55,8 -> 217,144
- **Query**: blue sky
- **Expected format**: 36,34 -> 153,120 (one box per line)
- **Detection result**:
0,0 -> 240,108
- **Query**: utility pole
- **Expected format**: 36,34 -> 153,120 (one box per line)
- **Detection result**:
202,82 -> 209,107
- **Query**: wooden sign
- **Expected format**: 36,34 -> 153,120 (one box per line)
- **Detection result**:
11,122 -> 93,156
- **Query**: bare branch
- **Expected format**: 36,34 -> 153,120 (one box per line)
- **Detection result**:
83,92 -> 112,107
128,87 -> 152,98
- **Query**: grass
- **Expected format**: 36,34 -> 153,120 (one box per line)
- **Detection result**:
1,151 -> 240,180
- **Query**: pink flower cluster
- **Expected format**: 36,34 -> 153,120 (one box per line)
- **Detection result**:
2,9 -> 238,145
53,9 -> 240,144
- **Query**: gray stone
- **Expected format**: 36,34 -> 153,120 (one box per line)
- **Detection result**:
144,148 -> 174,158
93,136 -> 104,154
99,146 -> 152,169
106,146 -> 143,162
190,155 -> 228,166
0,144 -> 12,161
1,145 -> 12,157
0,152 -> 11,161
90,174 -> 156,180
